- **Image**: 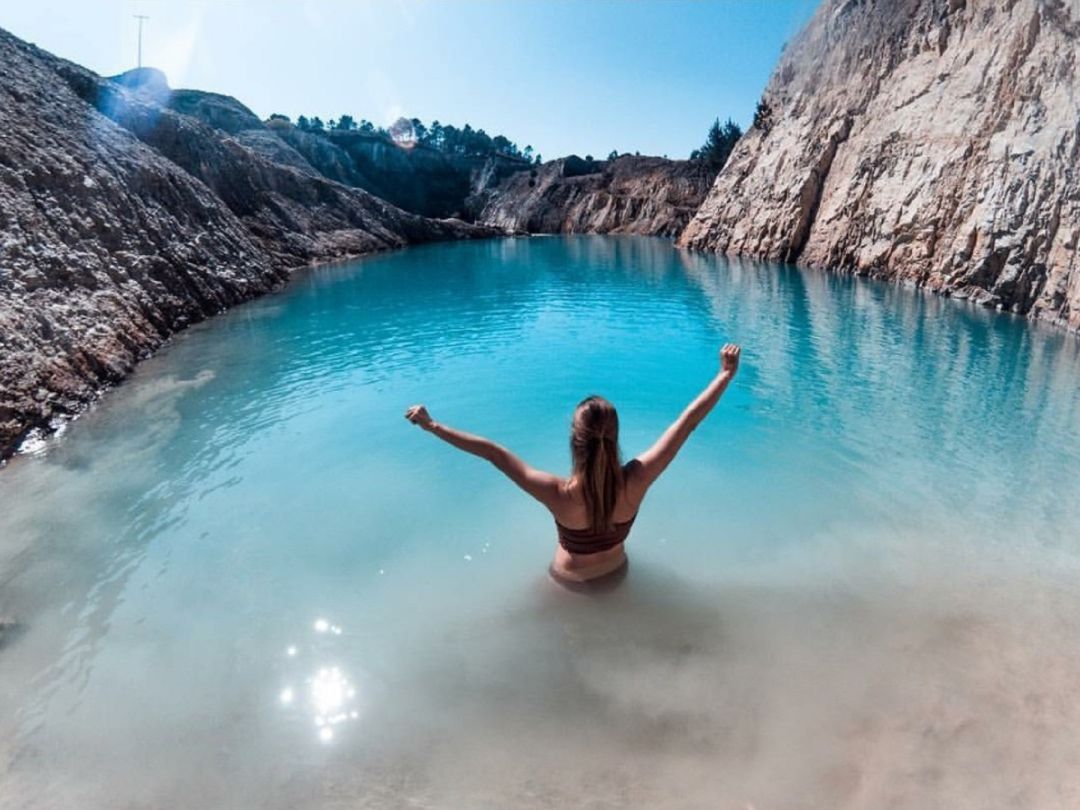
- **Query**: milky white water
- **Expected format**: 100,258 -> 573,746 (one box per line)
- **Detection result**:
2,236 -> 1080,808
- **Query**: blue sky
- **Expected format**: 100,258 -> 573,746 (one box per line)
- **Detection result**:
3,1 -> 819,159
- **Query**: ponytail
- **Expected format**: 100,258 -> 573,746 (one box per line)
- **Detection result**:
570,397 -> 623,531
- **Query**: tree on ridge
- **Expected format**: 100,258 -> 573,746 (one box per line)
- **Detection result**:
690,117 -> 742,170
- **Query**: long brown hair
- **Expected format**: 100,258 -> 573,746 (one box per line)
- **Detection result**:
570,395 -> 623,532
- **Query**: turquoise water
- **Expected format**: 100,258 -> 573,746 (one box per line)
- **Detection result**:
2,235 -> 1080,808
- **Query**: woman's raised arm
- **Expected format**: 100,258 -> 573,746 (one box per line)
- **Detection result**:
632,344 -> 740,493
404,405 -> 564,509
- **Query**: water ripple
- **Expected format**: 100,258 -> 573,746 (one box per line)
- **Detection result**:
2,236 -> 1080,807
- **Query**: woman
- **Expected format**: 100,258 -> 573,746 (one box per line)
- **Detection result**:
405,344 -> 741,590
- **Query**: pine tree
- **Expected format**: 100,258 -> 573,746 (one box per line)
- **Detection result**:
691,117 -> 743,170
428,121 -> 443,148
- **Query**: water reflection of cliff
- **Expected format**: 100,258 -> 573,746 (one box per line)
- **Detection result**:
676,246 -> 1080,542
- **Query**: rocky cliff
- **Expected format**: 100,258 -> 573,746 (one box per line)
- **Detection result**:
679,0 -> 1080,331
0,29 -> 496,460
303,132 -> 532,219
136,80 -> 533,220
476,155 -> 716,237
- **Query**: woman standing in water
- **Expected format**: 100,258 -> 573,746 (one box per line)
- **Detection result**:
405,344 -> 741,590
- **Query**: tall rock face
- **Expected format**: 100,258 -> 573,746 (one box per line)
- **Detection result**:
680,0 -> 1080,330
0,29 -> 495,460
477,155 -> 716,237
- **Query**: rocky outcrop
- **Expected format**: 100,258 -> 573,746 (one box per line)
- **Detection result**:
167,88 -> 266,135
66,68 -> 493,262
233,128 -> 319,175
476,155 -> 716,237
278,129 -> 533,219
270,125 -> 377,189
0,29 -> 497,459
145,83 -> 534,220
679,0 -> 1080,331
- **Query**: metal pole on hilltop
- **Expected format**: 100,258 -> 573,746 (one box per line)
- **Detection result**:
134,15 -> 149,69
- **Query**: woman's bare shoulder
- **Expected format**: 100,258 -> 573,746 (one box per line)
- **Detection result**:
553,475 -> 578,503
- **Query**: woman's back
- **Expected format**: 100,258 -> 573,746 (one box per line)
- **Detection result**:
404,344 -> 742,587
549,461 -> 643,532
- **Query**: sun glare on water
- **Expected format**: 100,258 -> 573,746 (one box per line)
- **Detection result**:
279,619 -> 360,744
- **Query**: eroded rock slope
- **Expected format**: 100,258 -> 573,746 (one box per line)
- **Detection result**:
477,155 -> 716,237
0,29 -> 494,459
680,0 -> 1080,330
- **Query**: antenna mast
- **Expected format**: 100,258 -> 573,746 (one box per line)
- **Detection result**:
133,15 -> 149,68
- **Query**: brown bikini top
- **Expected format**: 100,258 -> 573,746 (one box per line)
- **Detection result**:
555,513 -> 637,555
